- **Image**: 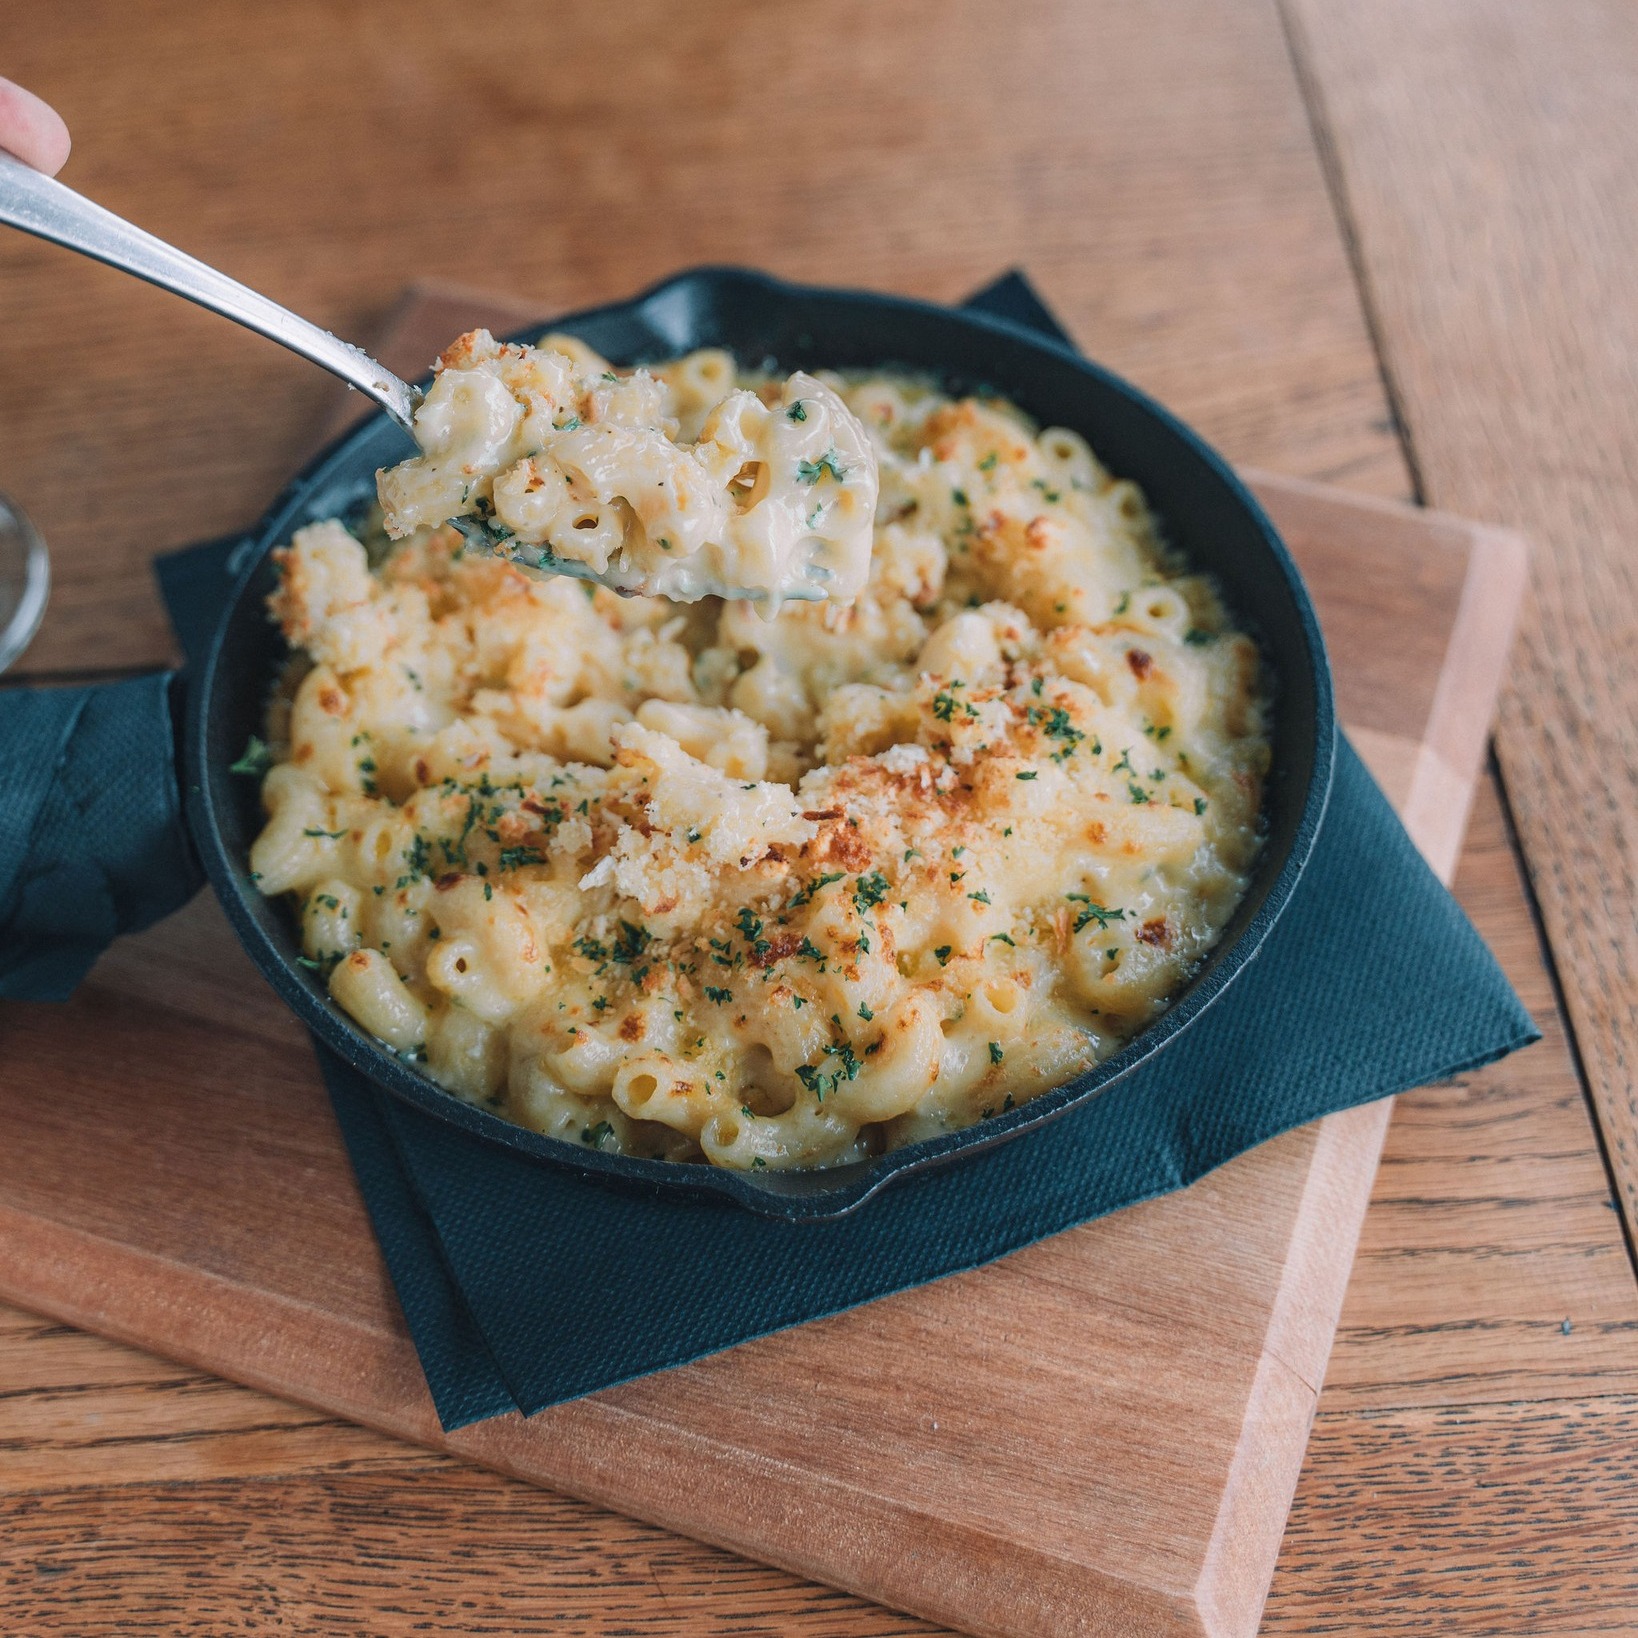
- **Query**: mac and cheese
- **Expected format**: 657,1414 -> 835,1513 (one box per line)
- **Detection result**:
250,347 -> 1269,1171
377,330 -> 878,607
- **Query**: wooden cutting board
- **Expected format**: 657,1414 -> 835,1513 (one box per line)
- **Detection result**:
0,287 -> 1527,1638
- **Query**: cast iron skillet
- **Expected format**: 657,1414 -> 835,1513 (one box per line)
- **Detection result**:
185,267 -> 1335,1221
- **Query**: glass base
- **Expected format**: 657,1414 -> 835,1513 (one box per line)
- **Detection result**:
0,492 -> 49,674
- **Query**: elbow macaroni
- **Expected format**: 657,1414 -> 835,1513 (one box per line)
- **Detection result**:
252,350 -> 1270,1171
376,330 -> 877,607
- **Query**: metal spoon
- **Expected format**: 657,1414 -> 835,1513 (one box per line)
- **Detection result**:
0,150 -> 419,433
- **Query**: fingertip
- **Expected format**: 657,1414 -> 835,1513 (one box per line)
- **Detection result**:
0,78 -> 71,176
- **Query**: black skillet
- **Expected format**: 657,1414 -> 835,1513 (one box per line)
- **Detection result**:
181,267 -> 1335,1220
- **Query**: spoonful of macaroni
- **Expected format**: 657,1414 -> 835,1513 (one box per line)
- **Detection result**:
0,151 -> 876,606
376,331 -> 878,605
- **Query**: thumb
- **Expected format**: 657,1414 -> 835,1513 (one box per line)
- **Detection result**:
0,77 -> 70,175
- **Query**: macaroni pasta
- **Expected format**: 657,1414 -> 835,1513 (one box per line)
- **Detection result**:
376,331 -> 878,607
249,348 -> 1269,1171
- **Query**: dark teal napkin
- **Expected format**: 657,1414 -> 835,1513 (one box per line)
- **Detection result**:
1,274 -> 1539,1433
0,672 -> 200,999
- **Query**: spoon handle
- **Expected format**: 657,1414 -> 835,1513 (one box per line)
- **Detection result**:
0,151 -> 418,433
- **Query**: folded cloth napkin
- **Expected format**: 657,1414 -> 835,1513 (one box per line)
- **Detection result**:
0,673 -> 200,999
0,273 -> 1538,1431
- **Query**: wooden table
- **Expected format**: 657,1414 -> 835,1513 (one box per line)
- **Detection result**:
2,2 -> 1635,1631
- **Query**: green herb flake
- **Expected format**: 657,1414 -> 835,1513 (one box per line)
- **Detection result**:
230,736 -> 274,778
704,985 -> 734,1004
852,872 -> 891,915
788,870 -> 844,909
787,400 -> 807,421
612,920 -> 653,965
1067,895 -> 1126,934
934,945 -> 953,965
499,845 -> 546,871
796,448 -> 847,484
581,1121 -> 615,1149
1015,771 -> 1038,781
989,1041 -> 1005,1065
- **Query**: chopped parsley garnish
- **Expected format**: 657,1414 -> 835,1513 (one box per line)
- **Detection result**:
989,1042 -> 1005,1065
978,451 -> 999,472
230,736 -> 274,778
302,826 -> 348,840
796,448 -> 847,484
796,937 -> 827,964
400,833 -> 432,882
581,1121 -> 614,1149
788,870 -> 844,908
796,1040 -> 862,1102
1128,781 -> 1151,804
1194,797 -> 1208,815
787,400 -> 807,421
857,1003 -> 874,1021
612,920 -> 653,965
852,872 -> 891,915
952,488 -> 970,507
968,890 -> 991,905
1114,592 -> 1131,616
313,893 -> 339,910
704,986 -> 734,1004
1067,895 -> 1126,934
555,415 -> 581,432
934,945 -> 953,965
498,845 -> 546,871
1015,771 -> 1038,781
1029,704 -> 1084,759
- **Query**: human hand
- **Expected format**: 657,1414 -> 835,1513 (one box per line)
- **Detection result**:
0,76 -> 69,174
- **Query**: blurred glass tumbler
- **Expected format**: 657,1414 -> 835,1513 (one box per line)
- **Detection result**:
0,492 -> 48,673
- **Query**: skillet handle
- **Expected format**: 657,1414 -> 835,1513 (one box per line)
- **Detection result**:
0,670 -> 202,1001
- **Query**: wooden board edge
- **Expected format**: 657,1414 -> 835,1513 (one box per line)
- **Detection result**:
1193,1097 -> 1396,1638
0,1199 -> 444,1448
458,1404 -> 1203,1638
1400,524 -> 1530,881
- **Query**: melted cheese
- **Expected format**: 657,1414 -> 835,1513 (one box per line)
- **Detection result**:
252,353 -> 1271,1171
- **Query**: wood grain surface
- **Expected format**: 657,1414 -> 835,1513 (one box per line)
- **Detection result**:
1282,0 -> 1638,1254
0,0 -> 1405,682
0,0 -> 1632,1632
